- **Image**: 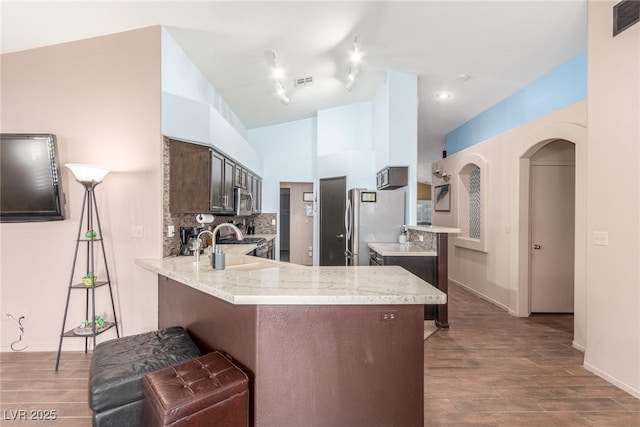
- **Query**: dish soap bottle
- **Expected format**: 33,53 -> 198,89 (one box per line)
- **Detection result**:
398,226 -> 408,244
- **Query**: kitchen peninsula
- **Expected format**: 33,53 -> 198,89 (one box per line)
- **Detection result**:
136,254 -> 446,426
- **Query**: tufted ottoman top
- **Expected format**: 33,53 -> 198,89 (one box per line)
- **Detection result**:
89,326 -> 202,413
143,351 -> 249,425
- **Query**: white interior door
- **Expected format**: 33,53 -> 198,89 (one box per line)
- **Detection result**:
530,164 -> 575,313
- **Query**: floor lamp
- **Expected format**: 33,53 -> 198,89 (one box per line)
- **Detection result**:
55,164 -> 120,371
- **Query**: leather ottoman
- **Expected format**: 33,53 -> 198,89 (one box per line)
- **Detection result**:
143,351 -> 249,427
89,326 -> 202,427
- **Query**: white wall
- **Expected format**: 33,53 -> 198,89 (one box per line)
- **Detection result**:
584,0 -> 640,398
0,27 -> 163,351
432,101 -> 587,342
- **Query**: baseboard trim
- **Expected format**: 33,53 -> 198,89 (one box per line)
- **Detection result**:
449,278 -> 513,314
572,341 -> 585,353
583,361 -> 640,400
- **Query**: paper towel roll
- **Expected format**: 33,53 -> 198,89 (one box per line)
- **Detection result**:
195,213 -> 214,224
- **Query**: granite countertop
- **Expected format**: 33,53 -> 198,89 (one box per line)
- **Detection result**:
136,255 -> 446,306
368,242 -> 437,257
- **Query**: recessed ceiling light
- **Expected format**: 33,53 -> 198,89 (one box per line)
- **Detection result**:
458,73 -> 470,82
435,91 -> 452,101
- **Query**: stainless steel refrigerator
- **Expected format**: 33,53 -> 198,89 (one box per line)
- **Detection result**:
345,188 -> 406,266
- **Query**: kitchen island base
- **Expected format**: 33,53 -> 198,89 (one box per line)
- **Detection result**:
158,275 -> 425,427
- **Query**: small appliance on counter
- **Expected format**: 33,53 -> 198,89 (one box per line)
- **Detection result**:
179,226 -> 203,256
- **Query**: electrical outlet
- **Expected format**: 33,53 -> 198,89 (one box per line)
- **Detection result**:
167,225 -> 175,237
419,235 -> 424,242
379,310 -> 398,322
131,225 -> 144,238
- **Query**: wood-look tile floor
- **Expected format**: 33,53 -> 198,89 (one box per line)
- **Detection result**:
1,351 -> 92,426
425,284 -> 640,426
1,283 -> 638,426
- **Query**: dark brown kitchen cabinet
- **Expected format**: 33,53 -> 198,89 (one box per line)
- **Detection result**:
369,248 -> 438,320
169,139 -> 211,213
169,138 -> 261,215
376,166 -> 408,190
211,152 -> 235,213
234,164 -> 248,189
248,173 -> 262,214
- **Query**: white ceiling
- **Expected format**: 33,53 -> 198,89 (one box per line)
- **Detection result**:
1,1 -> 587,182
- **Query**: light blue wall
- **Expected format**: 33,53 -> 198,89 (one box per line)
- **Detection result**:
372,70 -> 418,225
387,71 -> 418,168
317,102 -> 372,155
447,51 -> 587,155
160,28 -> 261,174
248,118 -> 317,213
161,28 -> 247,139
317,102 -> 375,190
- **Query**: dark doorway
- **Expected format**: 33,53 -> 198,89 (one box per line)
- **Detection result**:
319,176 -> 346,266
279,188 -> 290,262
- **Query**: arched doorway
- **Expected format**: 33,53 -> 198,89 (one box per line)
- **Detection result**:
529,140 -> 575,313
515,122 -> 587,350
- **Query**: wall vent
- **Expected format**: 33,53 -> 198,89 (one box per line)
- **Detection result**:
294,77 -> 313,87
613,0 -> 640,36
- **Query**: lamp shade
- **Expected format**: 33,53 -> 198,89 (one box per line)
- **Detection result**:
65,163 -> 110,183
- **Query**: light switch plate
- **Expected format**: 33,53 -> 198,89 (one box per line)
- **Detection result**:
593,231 -> 608,246
131,225 -> 144,238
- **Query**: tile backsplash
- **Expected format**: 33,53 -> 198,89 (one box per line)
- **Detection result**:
407,229 -> 437,252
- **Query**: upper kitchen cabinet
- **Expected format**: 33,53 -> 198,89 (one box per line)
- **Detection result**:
248,173 -> 262,214
167,138 -> 261,215
377,166 -> 409,190
169,139 -> 211,213
234,164 -> 248,189
210,152 -> 235,213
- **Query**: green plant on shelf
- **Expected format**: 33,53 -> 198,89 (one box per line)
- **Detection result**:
82,273 -> 97,288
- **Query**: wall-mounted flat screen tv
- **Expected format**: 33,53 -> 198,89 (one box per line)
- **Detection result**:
1,133 -> 66,222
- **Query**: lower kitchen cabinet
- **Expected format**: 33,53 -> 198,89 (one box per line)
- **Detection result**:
370,249 -> 438,320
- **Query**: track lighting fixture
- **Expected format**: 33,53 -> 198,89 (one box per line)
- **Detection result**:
275,81 -> 290,105
345,34 -> 361,91
269,50 -> 290,105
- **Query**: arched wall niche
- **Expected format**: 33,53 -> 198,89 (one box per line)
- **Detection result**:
455,153 -> 488,252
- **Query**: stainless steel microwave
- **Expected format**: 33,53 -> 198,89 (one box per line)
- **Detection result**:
235,187 -> 253,216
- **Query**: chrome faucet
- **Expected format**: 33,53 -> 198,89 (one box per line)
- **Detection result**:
194,230 -> 214,264
194,224 -> 245,264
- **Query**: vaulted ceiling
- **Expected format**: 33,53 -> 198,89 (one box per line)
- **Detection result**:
1,1 -> 587,182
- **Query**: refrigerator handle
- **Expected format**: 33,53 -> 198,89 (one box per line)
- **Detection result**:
345,198 -> 352,240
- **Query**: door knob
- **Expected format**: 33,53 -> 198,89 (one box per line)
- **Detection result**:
533,244 -> 541,250
336,234 -> 345,239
